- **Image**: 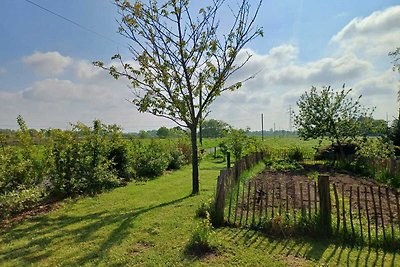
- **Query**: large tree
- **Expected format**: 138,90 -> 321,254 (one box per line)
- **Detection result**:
293,86 -> 373,159
94,0 -> 263,194
202,119 -> 230,138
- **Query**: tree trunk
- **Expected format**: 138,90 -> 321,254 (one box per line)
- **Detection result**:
190,126 -> 200,195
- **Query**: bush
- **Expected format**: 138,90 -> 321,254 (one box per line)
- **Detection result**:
287,146 -> 304,162
132,140 -> 170,178
168,149 -> 185,170
0,116 -> 48,195
47,122 -> 121,197
108,144 -> 135,180
0,187 -> 46,219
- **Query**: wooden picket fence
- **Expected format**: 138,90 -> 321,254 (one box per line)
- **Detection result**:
214,151 -> 265,225
216,171 -> 400,248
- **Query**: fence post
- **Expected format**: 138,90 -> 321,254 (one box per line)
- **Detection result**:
227,152 -> 231,169
215,173 -> 226,226
318,175 -> 332,236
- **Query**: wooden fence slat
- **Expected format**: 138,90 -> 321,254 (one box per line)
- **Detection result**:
314,181 -> 318,215
370,186 -> 379,241
378,186 -> 386,242
252,182 -> 257,226
396,191 -> 400,234
265,183 -> 269,220
333,183 -> 340,233
300,183 -> 305,219
245,182 -> 252,226
357,186 -> 363,243
293,183 -> 296,223
233,179 -> 241,225
386,187 -> 394,243
278,183 -> 282,216
308,182 -> 311,220
285,182 -> 289,215
271,183 -> 275,218
259,183 -> 264,225
365,186 -> 371,245
227,171 -> 234,224
239,180 -> 246,226
342,184 -> 347,234
349,186 -> 355,237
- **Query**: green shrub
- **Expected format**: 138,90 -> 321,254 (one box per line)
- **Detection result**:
47,121 -> 121,197
133,140 -> 170,178
167,149 -> 185,170
0,116 -> 48,195
0,187 -> 46,219
264,158 -> 303,171
108,144 -> 135,180
287,146 -> 304,162
177,139 -> 192,164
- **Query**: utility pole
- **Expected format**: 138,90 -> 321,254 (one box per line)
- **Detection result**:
288,105 -> 293,132
261,113 -> 264,141
199,89 -> 203,146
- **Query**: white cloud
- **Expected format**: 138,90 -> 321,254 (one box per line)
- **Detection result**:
331,6 -> 400,59
75,60 -> 102,79
23,51 -> 72,76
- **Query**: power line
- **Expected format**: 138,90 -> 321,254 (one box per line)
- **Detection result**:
23,0 -> 125,47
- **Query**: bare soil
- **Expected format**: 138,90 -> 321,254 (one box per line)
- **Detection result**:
243,164 -> 400,225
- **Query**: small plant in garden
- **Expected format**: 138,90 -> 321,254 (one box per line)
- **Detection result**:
186,211 -> 219,255
195,199 -> 215,219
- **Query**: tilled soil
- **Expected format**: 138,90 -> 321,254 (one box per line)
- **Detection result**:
244,164 -> 400,225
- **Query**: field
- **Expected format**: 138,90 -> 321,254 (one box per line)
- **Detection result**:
0,151 -> 398,266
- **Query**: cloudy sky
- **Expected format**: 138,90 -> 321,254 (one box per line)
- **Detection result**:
0,0 -> 399,132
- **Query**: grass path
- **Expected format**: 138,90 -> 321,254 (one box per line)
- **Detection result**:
0,157 -> 398,266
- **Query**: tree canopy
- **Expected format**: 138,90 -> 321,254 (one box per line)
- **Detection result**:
202,119 -> 230,138
293,86 -> 373,158
94,0 -> 263,194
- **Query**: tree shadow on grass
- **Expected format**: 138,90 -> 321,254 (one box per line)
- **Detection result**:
215,227 -> 398,266
0,194 -> 192,266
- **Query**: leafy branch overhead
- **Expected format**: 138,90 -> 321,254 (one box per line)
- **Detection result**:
94,0 -> 263,128
94,0 -> 263,195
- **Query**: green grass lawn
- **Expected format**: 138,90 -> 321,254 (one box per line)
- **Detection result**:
0,155 -> 397,266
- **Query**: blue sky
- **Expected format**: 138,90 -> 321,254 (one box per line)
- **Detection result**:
0,0 -> 399,131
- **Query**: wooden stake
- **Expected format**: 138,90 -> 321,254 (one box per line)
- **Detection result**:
342,184 -> 347,234
252,181 -> 257,226
357,186 -> 363,243
259,183 -> 264,225
370,186 -> 379,241
378,186 -> 386,242
333,183 -> 340,233
386,187 -> 394,243
365,187 -> 371,245
245,182 -> 251,226
349,186 -> 355,237
308,182 -> 311,220
239,180 -> 246,226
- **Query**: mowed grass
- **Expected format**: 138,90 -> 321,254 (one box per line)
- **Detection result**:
0,153 -> 398,266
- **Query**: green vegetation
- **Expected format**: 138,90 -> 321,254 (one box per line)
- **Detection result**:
1,155 -> 397,266
294,85 -> 373,159
0,117 -> 192,220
